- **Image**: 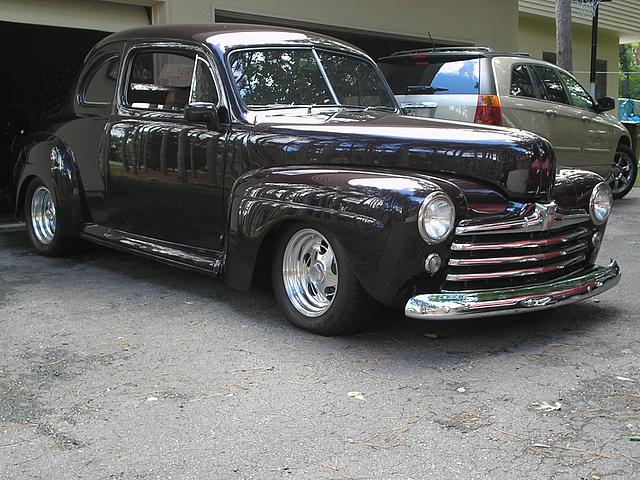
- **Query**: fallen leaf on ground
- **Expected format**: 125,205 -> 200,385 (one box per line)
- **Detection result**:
531,401 -> 562,412
456,387 -> 466,393
347,391 -> 366,401
616,376 -> 634,382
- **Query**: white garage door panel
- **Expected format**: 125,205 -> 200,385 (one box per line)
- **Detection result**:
1,0 -> 149,32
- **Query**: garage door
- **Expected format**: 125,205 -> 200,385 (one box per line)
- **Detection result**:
1,0 -> 150,32
0,2 -> 150,215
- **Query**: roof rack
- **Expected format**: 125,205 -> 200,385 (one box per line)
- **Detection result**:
390,46 -> 495,56
382,48 -> 532,60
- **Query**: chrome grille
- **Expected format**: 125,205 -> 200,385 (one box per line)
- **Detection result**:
445,203 -> 597,291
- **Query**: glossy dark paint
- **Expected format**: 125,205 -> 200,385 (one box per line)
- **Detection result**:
12,24 -> 605,309
226,166 -> 474,306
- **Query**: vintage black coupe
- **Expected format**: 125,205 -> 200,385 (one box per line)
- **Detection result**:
12,24 -> 620,334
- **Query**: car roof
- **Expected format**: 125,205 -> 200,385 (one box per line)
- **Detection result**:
93,23 -> 366,56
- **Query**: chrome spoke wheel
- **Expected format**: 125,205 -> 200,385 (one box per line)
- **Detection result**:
609,151 -> 634,195
282,228 -> 339,317
31,186 -> 57,244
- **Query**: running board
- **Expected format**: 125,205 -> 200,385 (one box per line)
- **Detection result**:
81,225 -> 223,275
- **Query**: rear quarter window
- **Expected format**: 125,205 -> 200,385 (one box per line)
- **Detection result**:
82,56 -> 120,104
380,58 -> 480,95
510,64 -> 537,98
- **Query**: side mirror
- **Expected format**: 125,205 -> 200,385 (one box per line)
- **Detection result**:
594,97 -> 615,112
184,102 -> 222,131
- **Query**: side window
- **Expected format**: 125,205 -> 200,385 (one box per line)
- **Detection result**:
189,56 -> 218,104
126,50 -> 195,111
532,66 -> 569,104
510,64 -> 537,98
557,71 -> 594,109
83,56 -> 120,104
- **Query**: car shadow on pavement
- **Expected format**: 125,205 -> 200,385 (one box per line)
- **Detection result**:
1,229 -> 624,366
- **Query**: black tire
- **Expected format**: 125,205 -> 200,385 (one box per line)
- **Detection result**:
272,222 -> 378,336
24,178 -> 72,256
608,144 -> 638,199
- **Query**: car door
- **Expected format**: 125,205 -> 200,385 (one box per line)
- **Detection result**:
100,43 -> 227,251
499,62 -> 555,144
529,64 -> 586,168
556,70 -> 615,177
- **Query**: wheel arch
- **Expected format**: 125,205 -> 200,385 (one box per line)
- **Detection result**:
617,134 -> 632,150
15,135 -> 85,234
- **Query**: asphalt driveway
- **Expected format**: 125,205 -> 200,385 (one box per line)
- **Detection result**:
1,191 -> 639,480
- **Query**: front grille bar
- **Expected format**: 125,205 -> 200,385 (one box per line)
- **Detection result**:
451,227 -> 590,251
455,202 -> 590,236
446,253 -> 587,282
448,241 -> 588,266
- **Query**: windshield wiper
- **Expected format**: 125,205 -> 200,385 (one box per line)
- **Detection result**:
248,104 -> 308,110
364,105 -> 397,112
336,104 -> 396,112
406,85 -> 449,94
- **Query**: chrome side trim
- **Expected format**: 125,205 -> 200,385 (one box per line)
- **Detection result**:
456,202 -> 590,235
81,224 -> 223,274
451,227 -> 590,251
447,242 -> 587,266
0,221 -> 26,232
405,260 -> 620,320
445,254 -> 586,282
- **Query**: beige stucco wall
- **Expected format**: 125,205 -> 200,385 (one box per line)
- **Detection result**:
519,13 -> 619,100
0,0 -> 150,31
208,0 -> 519,51
0,0 -> 520,52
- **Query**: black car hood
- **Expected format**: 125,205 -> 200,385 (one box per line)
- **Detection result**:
246,110 -> 555,200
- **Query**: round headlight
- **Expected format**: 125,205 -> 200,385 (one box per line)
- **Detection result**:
418,192 -> 455,243
589,182 -> 613,225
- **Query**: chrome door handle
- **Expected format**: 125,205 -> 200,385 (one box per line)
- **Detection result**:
545,109 -> 556,117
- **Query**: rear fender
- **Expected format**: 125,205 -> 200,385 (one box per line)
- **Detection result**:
16,136 -> 84,234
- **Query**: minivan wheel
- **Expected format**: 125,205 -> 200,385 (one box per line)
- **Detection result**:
272,223 -> 378,336
25,178 -> 71,256
608,144 -> 638,199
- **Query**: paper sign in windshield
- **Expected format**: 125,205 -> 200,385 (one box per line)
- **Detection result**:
159,64 -> 193,87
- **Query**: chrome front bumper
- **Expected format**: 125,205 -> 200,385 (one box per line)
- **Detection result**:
404,260 -> 620,320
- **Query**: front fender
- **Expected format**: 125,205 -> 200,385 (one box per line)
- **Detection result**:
15,135 -> 83,234
224,166 -> 471,307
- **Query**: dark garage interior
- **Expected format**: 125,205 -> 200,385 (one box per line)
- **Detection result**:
0,21 -> 108,216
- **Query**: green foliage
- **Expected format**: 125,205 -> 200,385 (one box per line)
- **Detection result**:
619,43 -> 640,99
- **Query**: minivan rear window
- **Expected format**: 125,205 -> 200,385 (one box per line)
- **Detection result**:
379,58 -> 480,95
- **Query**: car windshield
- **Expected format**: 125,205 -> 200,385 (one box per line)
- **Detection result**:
228,48 -> 396,110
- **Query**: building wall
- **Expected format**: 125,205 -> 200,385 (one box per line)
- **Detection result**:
520,0 -> 640,42
519,14 -> 619,100
208,0 -> 519,51
1,0 -> 149,31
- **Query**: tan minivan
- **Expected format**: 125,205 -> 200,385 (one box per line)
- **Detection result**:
379,48 -> 636,198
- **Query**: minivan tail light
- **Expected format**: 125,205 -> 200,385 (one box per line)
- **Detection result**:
474,94 -> 502,126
